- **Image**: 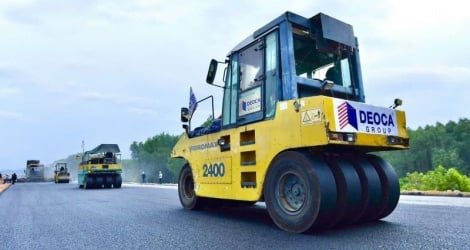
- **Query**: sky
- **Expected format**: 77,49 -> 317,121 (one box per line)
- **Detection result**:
1,0 -> 469,171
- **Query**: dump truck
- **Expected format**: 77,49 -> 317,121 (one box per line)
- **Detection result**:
25,160 -> 46,182
78,144 -> 122,189
171,12 -> 410,233
54,162 -> 70,183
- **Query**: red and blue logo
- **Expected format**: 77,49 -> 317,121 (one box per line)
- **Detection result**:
335,100 -> 397,135
338,101 -> 358,130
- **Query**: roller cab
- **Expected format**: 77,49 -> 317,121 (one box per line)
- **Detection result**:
172,12 -> 409,233
78,144 -> 122,189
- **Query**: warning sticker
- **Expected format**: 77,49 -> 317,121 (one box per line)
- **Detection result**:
301,109 -> 322,125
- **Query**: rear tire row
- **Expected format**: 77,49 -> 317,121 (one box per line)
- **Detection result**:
177,151 -> 399,233
55,180 -> 70,184
263,151 -> 399,233
81,174 -> 122,189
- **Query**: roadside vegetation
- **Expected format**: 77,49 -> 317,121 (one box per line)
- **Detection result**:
377,118 -> 470,191
399,166 -> 470,192
52,118 -> 470,190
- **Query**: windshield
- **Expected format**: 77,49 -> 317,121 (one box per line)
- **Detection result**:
293,29 -> 353,90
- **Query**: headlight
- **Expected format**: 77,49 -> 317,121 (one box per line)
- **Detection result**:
387,136 -> 409,146
329,132 -> 356,143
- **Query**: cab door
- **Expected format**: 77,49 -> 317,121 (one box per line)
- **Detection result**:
221,31 -> 279,129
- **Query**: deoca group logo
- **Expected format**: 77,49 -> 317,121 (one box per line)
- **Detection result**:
334,100 -> 398,135
241,98 -> 261,112
239,87 -> 262,116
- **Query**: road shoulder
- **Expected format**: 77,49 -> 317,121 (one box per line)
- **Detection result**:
0,183 -> 12,193
401,190 -> 470,197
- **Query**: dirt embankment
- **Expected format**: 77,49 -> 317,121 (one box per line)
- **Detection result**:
0,183 -> 11,193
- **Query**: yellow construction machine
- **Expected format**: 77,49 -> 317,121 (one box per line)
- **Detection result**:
78,144 -> 122,189
54,162 -> 70,183
171,12 -> 409,233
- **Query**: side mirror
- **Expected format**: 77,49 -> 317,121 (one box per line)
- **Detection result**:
181,107 -> 190,122
206,59 -> 218,84
390,98 -> 403,109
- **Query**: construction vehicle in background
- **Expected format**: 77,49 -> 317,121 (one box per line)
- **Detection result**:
78,144 -> 122,189
25,160 -> 46,182
54,162 -> 70,183
171,11 -> 409,233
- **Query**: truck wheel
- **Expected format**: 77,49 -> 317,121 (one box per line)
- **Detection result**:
178,164 -> 202,210
264,151 -> 336,233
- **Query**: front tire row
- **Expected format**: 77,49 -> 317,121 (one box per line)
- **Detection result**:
79,174 -> 122,189
178,152 -> 400,233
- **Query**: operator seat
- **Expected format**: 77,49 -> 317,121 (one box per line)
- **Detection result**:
104,152 -> 115,164
326,66 -> 342,85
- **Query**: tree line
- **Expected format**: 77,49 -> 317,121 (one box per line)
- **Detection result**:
127,133 -> 184,183
51,118 -> 469,190
126,118 -> 469,184
377,118 -> 470,177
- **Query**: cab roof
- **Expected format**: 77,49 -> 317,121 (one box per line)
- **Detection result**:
229,11 -> 356,55
85,144 -> 120,155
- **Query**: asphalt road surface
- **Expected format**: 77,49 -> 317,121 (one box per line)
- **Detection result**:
0,183 -> 469,249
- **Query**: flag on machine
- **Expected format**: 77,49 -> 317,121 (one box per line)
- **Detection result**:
189,87 -> 197,118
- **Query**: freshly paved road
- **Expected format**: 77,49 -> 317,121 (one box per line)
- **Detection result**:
0,182 -> 469,249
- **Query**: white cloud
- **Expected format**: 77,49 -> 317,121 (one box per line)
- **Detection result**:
78,90 -> 155,106
0,0 -> 469,170
0,86 -> 19,96
0,110 -> 24,120
126,107 -> 159,117
369,65 -> 470,83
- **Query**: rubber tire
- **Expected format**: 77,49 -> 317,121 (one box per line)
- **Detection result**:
114,175 -> 122,188
105,175 -> 113,188
367,154 -> 400,220
95,176 -> 104,188
84,175 -> 94,189
320,157 -> 345,228
353,156 -> 383,222
178,164 -> 203,210
264,151 -> 336,233
322,157 -> 363,228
